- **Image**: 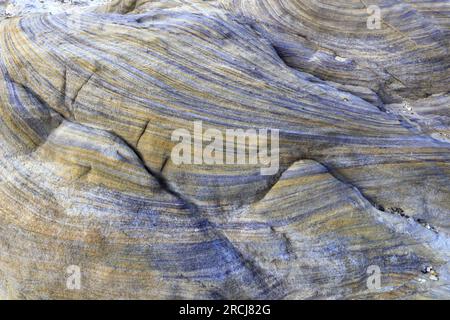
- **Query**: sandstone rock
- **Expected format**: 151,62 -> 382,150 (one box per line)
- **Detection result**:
0,0 -> 109,20
219,0 -> 450,102
0,0 -> 449,299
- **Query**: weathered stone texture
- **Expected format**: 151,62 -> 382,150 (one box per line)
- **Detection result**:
0,0 -> 449,299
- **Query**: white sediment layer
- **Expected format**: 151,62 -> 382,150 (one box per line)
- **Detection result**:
0,0 -> 110,20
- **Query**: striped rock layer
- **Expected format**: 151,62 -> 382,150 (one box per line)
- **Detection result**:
0,0 -> 449,299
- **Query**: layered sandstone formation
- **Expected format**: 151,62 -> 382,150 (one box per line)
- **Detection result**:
0,0 -> 449,299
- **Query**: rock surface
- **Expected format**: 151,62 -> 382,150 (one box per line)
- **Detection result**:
0,0 -> 109,20
0,0 -> 449,299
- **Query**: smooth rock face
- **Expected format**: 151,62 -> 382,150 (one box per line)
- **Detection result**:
220,0 -> 450,102
0,0 -> 449,299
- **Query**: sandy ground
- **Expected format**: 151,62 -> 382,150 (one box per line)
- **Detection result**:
0,0 -> 110,20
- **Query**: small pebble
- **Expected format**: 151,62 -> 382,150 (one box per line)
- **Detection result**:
422,266 -> 433,274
